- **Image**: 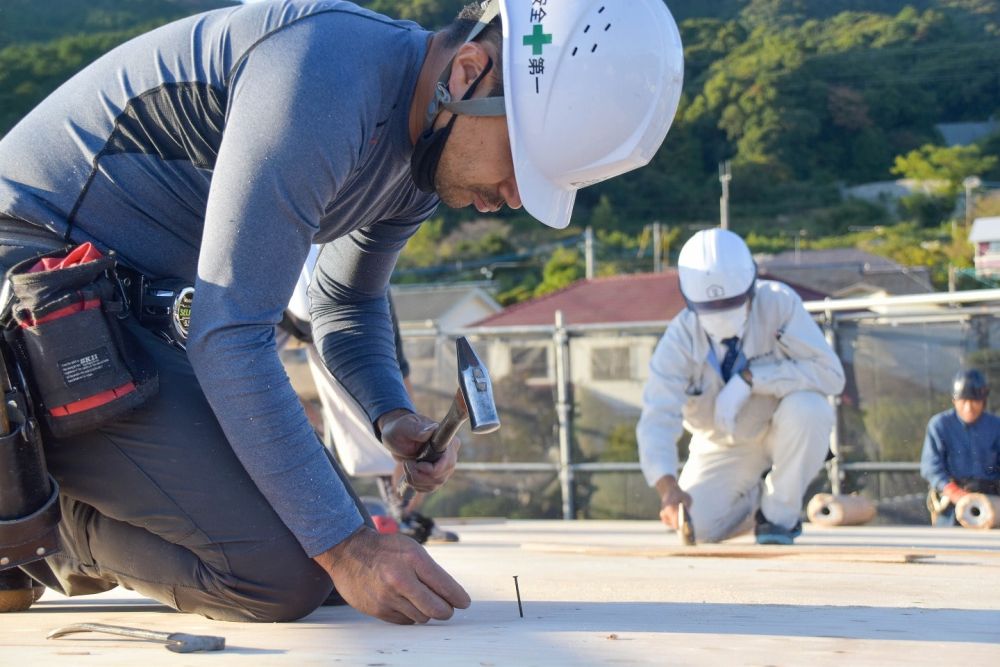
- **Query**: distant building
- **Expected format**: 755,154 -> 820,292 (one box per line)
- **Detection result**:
476,273 -> 678,328
391,282 -> 502,332
969,216 -> 1000,278
390,282 -> 502,389
842,179 -> 947,214
757,248 -> 933,298
935,120 -> 999,147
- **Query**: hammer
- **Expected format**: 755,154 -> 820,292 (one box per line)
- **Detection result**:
677,503 -> 696,546
48,623 -> 225,653
397,336 -> 499,495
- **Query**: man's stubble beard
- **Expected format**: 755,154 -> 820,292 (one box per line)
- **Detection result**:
434,163 -> 503,212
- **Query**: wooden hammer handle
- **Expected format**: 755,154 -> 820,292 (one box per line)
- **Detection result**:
395,393 -> 468,497
417,394 -> 468,464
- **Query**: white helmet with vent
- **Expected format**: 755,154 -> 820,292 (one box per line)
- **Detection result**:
500,0 -> 684,228
678,229 -> 757,313
439,1 -> 684,229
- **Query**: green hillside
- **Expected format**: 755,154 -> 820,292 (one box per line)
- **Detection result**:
1,0 -> 999,298
0,0 -> 235,49
0,0 -> 234,132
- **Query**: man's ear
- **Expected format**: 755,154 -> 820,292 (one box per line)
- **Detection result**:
447,41 -> 493,98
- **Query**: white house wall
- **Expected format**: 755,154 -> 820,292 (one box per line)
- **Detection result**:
437,294 -> 502,331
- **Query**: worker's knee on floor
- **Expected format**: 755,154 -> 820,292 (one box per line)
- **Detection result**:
774,391 -> 833,427
257,571 -> 331,623
210,563 -> 332,623
683,477 -> 760,544
689,514 -> 736,544
239,590 -> 329,623
691,526 -> 724,545
685,495 -> 742,544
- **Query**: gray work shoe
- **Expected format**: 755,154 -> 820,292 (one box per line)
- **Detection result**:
427,523 -> 460,543
399,512 -> 460,544
754,510 -> 802,545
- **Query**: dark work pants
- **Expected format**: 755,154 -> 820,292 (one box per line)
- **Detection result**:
0,220 -> 364,622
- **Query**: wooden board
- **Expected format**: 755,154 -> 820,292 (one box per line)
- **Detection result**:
520,542 -> 942,564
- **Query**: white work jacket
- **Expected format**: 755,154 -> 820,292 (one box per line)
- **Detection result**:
637,280 -> 846,486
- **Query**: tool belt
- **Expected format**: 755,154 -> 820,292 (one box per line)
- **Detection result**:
1,243 -> 158,438
115,266 -> 194,350
0,366 -> 62,569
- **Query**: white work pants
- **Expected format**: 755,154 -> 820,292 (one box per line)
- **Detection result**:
306,347 -> 396,477
678,391 -> 834,543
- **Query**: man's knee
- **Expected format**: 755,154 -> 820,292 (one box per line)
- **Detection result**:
772,392 -> 834,454
685,482 -> 758,544
259,569 -> 331,622
207,561 -> 332,623
688,506 -> 754,544
774,391 -> 833,427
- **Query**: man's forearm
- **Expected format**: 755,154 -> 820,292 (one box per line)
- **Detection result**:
314,524 -> 369,578
655,474 -> 680,499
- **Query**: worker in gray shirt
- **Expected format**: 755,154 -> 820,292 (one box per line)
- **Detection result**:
0,0 -> 683,623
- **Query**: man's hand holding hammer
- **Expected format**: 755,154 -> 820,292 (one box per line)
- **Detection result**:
379,409 -> 461,492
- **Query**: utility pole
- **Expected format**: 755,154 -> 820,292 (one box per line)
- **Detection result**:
584,226 -> 594,279
652,221 -> 662,273
794,229 -> 806,265
964,176 -> 982,232
719,160 -> 732,230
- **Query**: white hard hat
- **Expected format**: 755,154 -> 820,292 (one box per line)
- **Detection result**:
499,0 -> 685,229
677,229 -> 757,312
427,1 -> 684,228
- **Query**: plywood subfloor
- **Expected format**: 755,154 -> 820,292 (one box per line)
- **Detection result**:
3,521 -> 999,666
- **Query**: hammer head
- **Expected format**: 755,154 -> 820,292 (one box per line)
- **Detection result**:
166,632 -> 226,653
455,337 -> 500,434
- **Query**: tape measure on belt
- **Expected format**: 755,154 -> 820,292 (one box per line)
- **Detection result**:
117,268 -> 194,349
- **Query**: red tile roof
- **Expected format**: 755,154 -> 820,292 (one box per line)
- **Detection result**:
472,271 -> 827,327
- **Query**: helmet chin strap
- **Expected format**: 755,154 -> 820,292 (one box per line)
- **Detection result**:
409,0 -> 506,194
410,57 -> 496,194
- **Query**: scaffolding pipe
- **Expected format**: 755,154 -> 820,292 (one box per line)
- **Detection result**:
553,310 -> 574,520
822,309 -> 843,495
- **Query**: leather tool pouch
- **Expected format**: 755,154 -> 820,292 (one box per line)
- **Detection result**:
1,244 -> 158,437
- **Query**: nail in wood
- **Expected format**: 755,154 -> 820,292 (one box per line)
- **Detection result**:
513,575 -> 523,618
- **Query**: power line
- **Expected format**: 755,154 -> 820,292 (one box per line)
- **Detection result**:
395,234 -> 582,278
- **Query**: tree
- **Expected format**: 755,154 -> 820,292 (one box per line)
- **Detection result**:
361,0 -> 462,28
397,217 -> 446,271
533,247 -> 583,298
891,144 -> 999,200
589,195 -> 619,230
0,0 -> 233,50
975,193 -> 1000,218
3,0 -> 1000,285
443,218 -> 513,259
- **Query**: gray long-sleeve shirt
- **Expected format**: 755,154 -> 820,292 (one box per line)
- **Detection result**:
0,0 -> 438,557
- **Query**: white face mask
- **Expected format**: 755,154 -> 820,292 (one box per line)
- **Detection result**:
698,304 -> 748,341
